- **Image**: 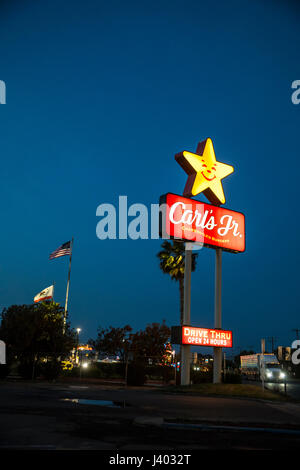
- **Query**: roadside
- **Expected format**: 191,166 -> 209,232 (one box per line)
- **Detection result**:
4,375 -> 298,401
2,380 -> 300,449
159,383 -> 289,402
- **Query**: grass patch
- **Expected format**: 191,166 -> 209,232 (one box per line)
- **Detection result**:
161,383 -> 288,401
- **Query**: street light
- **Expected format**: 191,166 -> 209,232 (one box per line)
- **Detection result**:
76,328 -> 81,365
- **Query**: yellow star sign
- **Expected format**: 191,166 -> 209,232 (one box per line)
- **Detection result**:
175,138 -> 234,205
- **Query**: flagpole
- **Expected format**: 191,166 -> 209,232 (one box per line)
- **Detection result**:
64,237 -> 74,332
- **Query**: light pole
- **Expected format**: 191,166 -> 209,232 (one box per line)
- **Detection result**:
123,338 -> 129,387
172,350 -> 176,384
76,328 -> 81,365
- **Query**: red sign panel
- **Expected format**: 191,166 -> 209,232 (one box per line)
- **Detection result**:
182,326 -> 233,348
159,193 -> 245,253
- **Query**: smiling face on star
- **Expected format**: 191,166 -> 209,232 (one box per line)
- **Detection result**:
175,138 -> 234,205
200,159 -> 217,181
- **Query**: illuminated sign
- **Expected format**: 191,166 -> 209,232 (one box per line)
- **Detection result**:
159,193 -> 245,253
171,326 -> 233,348
175,138 -> 234,205
77,345 -> 93,351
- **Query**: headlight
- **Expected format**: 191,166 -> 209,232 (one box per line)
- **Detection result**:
266,371 -> 272,377
280,372 -> 285,379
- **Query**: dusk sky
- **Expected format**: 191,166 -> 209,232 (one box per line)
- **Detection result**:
0,0 -> 299,355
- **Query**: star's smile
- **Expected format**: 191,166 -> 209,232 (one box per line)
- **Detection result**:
201,171 -> 216,181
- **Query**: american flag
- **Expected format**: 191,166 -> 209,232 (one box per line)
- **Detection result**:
49,241 -> 71,260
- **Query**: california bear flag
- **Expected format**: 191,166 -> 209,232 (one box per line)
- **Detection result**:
34,285 -> 54,303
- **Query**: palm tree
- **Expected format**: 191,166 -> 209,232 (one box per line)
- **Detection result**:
157,240 -> 198,325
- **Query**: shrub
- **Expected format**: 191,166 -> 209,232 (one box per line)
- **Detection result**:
97,362 -> 124,378
18,360 -> 41,379
60,361 -> 125,380
80,364 -> 104,379
61,365 -> 80,377
145,365 -> 174,383
222,372 -> 242,384
190,368 -> 213,384
161,366 -> 175,384
40,361 -> 62,380
127,363 -> 146,386
0,364 -> 10,379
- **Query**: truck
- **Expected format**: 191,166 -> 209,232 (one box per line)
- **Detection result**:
240,353 -> 286,382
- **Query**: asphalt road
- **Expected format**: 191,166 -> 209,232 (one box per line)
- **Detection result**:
1,380 -> 300,450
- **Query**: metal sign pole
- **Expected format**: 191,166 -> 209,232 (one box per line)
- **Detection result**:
181,243 -> 192,386
261,338 -> 265,392
213,247 -> 222,383
63,237 -> 74,333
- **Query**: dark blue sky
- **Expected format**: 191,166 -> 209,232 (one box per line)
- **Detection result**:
0,0 -> 299,354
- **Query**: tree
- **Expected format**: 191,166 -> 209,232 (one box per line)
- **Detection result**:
0,302 -> 76,370
131,321 -> 171,365
157,240 -> 197,325
90,325 -> 132,363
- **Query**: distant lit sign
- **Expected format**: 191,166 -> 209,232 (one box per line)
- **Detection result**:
175,138 -> 234,205
77,345 -> 93,351
171,326 -> 233,348
159,193 -> 245,253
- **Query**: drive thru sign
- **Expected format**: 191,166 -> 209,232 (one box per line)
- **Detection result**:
171,326 -> 233,348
